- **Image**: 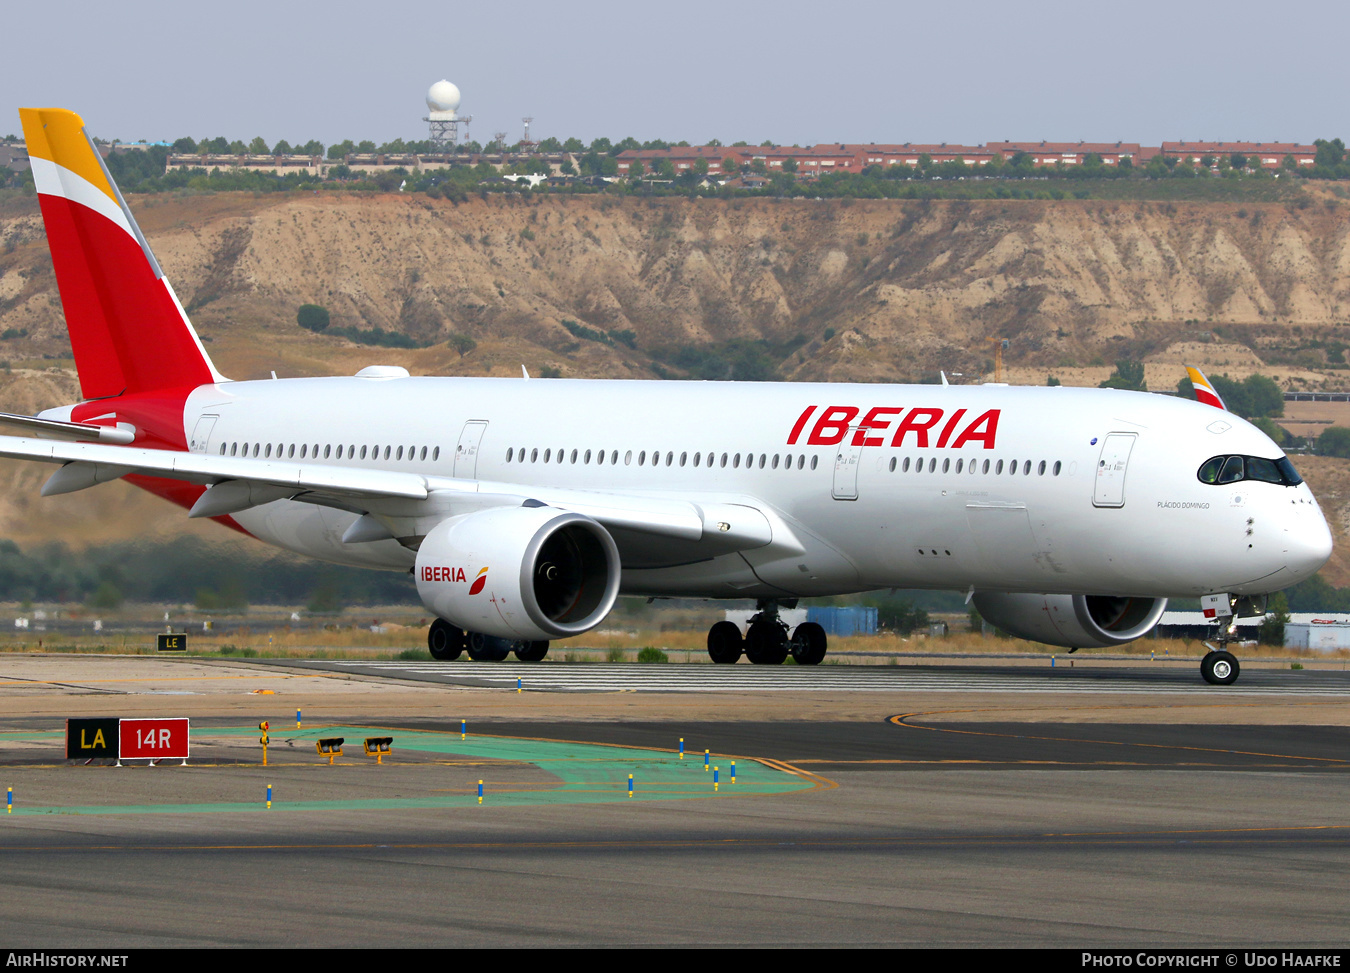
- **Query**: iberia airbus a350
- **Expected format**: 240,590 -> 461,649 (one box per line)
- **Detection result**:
3,108 -> 1333,684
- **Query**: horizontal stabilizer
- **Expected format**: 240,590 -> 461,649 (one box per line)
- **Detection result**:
0,411 -> 134,444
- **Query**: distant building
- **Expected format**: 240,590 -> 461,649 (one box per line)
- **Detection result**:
0,141 -> 30,172
1159,141 -> 1317,167
987,141 -> 1144,166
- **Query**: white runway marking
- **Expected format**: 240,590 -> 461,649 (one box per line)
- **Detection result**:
323,661 -> 1350,696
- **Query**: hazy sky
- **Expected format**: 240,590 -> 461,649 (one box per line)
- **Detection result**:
5,1 -> 1345,148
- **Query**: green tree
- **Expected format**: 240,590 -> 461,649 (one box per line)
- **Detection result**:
1099,360 -> 1147,391
1251,416 -> 1288,445
447,333 -> 476,357
171,136 -> 196,153
1319,426 -> 1350,457
1259,591 -> 1290,645
296,304 -> 330,332
781,157 -> 798,174
248,136 -> 270,155
87,580 -> 123,610
1315,138 -> 1346,168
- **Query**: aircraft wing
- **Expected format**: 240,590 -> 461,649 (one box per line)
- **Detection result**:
0,434 -> 775,555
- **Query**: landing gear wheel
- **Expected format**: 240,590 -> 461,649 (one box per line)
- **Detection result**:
515,640 -> 549,662
466,632 -> 512,662
745,619 -> 789,665
790,621 -> 828,666
1201,650 -> 1240,686
707,621 -> 744,664
428,619 -> 464,661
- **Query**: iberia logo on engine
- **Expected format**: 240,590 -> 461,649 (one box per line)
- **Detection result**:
421,566 -> 490,596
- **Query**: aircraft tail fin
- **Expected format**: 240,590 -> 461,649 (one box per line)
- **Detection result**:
19,108 -> 226,400
1185,366 -> 1226,410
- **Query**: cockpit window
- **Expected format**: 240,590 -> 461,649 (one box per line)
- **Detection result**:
1218,456 -> 1244,484
1245,457 -> 1283,485
1197,454 -> 1303,487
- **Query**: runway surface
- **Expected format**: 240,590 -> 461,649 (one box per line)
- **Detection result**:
280,657 -> 1350,696
2,656 -> 1350,947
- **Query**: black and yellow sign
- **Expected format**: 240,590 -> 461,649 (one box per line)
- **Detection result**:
157,633 -> 187,652
66,718 -> 119,759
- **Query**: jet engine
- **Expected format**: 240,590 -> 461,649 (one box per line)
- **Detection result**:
414,503 -> 621,642
971,592 -> 1167,649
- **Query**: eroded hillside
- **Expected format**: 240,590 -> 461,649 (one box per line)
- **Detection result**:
3,192 -> 1350,387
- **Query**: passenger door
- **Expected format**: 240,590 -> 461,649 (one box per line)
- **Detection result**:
832,427 -> 863,501
1093,433 -> 1136,508
454,421 -> 488,479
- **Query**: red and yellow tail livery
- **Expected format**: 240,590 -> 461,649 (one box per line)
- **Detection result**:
19,108 -> 223,399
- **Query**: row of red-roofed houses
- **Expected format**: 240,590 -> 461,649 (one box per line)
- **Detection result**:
615,140 -> 1321,177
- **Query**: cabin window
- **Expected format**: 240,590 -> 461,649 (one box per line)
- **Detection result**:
597,450 -> 605,466
625,450 -> 633,465
1037,460 -> 1046,475
942,458 -> 950,473
507,448 -> 514,462
928,458 -> 936,473
955,458 -> 964,473
680,452 -> 687,467
433,447 -> 440,461
995,460 -> 1003,474
982,459 -> 990,474
797,455 -> 805,470
733,454 -> 741,469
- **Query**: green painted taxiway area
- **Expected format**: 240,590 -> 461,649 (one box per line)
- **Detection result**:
0,724 -> 823,816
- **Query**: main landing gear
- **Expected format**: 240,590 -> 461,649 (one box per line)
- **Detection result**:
426,619 -> 548,662
705,600 -> 828,665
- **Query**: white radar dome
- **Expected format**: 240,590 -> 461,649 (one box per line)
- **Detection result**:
426,80 -> 461,113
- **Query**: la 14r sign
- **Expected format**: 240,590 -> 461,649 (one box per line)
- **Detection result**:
119,718 -> 189,760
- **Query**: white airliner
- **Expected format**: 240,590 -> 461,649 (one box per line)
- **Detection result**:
3,108 -> 1333,684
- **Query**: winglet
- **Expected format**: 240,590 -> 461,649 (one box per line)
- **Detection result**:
1186,366 -> 1226,410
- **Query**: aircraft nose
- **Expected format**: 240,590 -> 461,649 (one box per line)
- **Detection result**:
1283,496 -> 1333,585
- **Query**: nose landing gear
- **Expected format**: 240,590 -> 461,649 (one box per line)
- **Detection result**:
1201,648 -> 1240,685
1199,592 -> 1259,685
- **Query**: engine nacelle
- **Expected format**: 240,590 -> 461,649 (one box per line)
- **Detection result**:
415,504 -> 621,642
972,592 -> 1167,649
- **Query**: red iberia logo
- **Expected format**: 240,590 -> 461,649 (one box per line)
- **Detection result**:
469,567 -> 489,596
422,566 -> 467,583
787,405 -> 1001,449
